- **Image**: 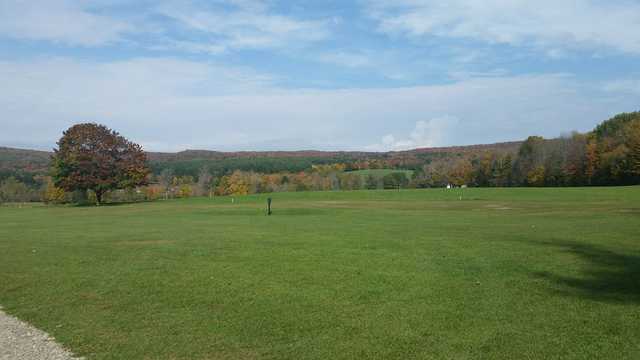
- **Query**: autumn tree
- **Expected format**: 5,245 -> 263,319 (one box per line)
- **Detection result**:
543,141 -> 566,186
626,120 -> 640,179
526,166 -> 546,186
564,133 -> 588,186
493,154 -> 513,187
449,158 -> 473,186
515,136 -> 545,185
421,159 -> 450,187
590,112 -> 640,185
42,177 -> 66,204
472,152 -> 494,187
226,170 -> 250,195
51,123 -> 149,205
584,139 -> 598,185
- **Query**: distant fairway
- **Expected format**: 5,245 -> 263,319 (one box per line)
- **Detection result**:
1,187 -> 639,359
347,168 -> 414,179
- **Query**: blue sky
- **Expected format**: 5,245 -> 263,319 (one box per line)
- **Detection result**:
1,0 -> 639,152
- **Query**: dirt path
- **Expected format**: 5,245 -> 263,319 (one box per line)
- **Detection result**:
0,307 -> 81,360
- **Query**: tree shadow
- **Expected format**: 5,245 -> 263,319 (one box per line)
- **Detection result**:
530,240 -> 640,303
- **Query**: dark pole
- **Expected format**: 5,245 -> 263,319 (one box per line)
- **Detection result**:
267,197 -> 272,216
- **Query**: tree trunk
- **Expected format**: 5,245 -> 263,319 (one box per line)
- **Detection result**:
95,190 -> 103,206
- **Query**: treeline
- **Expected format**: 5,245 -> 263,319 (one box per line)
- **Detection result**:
2,112 -> 639,204
0,175 -> 158,204
143,164 -> 411,200
0,176 -> 43,203
146,148 -> 512,179
413,112 -> 640,187
172,111 -> 640,195
462,112 -> 637,187
148,156 -> 357,179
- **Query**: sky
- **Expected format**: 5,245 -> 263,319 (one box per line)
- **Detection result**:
1,0 -> 639,152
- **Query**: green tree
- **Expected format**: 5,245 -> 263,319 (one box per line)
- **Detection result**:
51,123 -> 150,205
383,172 -> 409,189
365,174 -> 378,190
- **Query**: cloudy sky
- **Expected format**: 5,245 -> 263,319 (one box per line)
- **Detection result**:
1,0 -> 639,152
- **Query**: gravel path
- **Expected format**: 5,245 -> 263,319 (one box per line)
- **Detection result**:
0,307 -> 81,360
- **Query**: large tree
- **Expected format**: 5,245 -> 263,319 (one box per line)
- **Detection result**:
51,123 -> 149,204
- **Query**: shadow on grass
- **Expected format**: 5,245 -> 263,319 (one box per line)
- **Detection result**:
532,240 -> 640,303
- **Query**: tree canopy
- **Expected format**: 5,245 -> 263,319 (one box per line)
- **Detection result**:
51,123 -> 149,204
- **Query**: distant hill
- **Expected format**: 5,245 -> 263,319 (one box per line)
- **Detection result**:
1,141 -> 522,178
146,141 -> 522,161
0,147 -> 52,173
146,149 -> 380,162
393,141 -> 522,155
1,142 -> 524,165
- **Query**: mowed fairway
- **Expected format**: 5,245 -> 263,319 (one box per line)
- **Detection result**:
1,188 -> 639,359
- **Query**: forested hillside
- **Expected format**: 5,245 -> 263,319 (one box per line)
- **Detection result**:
0,141 -> 522,184
0,147 -> 51,186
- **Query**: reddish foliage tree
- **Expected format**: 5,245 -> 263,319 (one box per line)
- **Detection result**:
51,123 -> 150,204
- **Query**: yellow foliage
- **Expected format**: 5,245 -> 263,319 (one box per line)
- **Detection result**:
43,179 -> 66,204
227,171 -> 250,195
527,166 -> 546,186
178,184 -> 193,198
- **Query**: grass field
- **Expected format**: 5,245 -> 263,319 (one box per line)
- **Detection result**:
347,169 -> 414,180
1,187 -> 639,359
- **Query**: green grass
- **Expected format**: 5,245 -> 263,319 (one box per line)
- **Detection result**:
1,187 -> 640,359
347,168 -> 414,179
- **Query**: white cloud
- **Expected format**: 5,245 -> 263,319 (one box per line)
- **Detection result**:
366,0 -> 640,55
0,0 -> 133,46
312,49 -> 431,81
155,1 -> 330,52
0,0 -> 330,53
369,116 -> 459,151
317,51 -> 374,68
603,78 -> 640,96
0,58 -> 636,151
148,40 -> 228,55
